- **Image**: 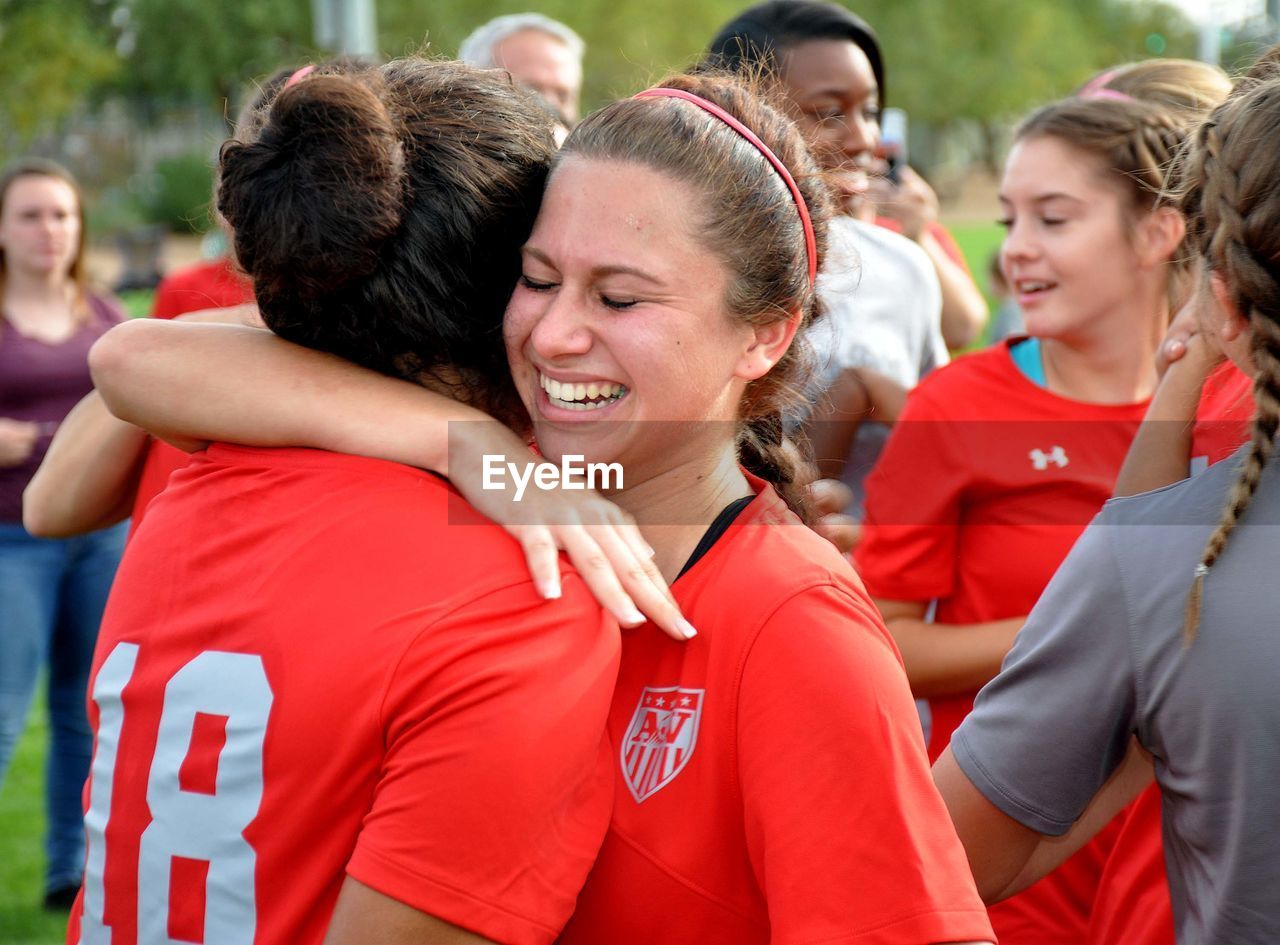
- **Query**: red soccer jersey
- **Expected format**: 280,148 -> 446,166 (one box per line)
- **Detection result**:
150,258 -> 255,320
1191,359 -> 1252,470
559,480 -> 993,945
854,340 -> 1151,945
69,445 -> 618,945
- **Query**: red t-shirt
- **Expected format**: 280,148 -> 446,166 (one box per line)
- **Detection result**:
150,257 -> 255,319
129,259 -> 258,533
855,340 -> 1151,945
1191,359 -> 1252,469
559,480 -> 993,945
69,445 -> 618,945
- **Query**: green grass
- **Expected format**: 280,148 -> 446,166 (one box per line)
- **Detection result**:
944,219 -> 1008,348
0,706 -> 69,945
117,289 -> 155,320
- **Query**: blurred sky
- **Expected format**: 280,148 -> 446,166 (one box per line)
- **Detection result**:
1163,0 -> 1265,24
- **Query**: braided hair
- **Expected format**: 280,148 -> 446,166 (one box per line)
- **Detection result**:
1176,66 -> 1280,641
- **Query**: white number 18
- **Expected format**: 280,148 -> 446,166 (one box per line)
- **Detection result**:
79,643 -> 274,944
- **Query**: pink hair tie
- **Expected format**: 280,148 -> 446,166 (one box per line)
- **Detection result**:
1079,69 -> 1134,103
633,87 -> 819,288
285,65 -> 317,89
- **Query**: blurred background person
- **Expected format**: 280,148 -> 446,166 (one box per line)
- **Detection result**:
459,12 -> 585,127
0,158 -> 128,911
855,80 -> 1214,945
21,69 -> 302,543
708,0 -> 946,519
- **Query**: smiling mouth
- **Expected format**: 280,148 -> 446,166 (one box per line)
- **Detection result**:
539,373 -> 628,411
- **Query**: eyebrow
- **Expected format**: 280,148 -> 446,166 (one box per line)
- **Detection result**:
522,246 -> 666,286
997,192 -> 1087,207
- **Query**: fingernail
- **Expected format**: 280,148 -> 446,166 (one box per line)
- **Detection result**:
622,608 -> 647,626
540,578 -> 561,600
644,544 -> 657,558
678,619 -> 698,640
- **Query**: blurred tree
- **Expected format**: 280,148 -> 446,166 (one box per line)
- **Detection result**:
0,0 -> 118,154
113,0 -> 316,109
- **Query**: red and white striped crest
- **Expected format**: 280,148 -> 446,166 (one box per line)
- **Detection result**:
620,686 -> 704,803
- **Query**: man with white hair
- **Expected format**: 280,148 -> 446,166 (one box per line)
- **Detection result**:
459,13 -> 585,124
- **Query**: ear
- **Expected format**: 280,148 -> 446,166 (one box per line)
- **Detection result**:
1209,270 -> 1250,342
1135,205 -> 1186,269
734,312 -> 801,381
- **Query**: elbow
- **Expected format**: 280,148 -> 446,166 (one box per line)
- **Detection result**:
89,319 -> 156,424
22,475 -> 82,539
22,486 -> 63,538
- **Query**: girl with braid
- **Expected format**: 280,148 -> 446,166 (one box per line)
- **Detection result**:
90,70 -> 993,944
935,62 -> 1280,944
854,91 -> 1193,944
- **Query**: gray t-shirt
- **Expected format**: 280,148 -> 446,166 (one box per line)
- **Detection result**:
952,447 -> 1280,944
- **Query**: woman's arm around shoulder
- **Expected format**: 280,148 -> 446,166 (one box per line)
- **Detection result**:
89,317 -> 692,639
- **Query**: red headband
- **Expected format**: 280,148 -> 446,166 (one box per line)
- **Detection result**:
633,87 -> 818,287
1078,70 -> 1135,103
285,64 -> 317,89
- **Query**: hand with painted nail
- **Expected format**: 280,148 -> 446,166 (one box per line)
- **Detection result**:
447,422 -> 693,641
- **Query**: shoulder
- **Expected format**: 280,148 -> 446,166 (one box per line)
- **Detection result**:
902,342 -> 1016,414
86,291 -> 127,325
1102,448 -> 1245,530
709,493 -> 892,658
845,217 -> 934,275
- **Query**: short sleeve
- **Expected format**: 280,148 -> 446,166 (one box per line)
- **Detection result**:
346,575 -> 619,945
855,385 -> 967,603
737,584 -> 994,945
951,517 -> 1138,835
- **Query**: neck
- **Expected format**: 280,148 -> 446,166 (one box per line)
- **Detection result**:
1040,288 -> 1166,404
611,446 -> 753,582
5,266 -> 73,304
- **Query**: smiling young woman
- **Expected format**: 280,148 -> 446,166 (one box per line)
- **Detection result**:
852,90 -> 1210,945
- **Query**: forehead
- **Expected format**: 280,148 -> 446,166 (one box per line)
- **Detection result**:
778,39 -> 876,102
537,156 -> 700,240
494,30 -> 579,76
1001,134 -> 1123,202
3,174 -> 78,210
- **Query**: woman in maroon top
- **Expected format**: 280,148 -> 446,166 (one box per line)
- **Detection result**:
0,158 -> 127,909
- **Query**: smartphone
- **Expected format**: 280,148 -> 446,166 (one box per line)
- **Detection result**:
880,107 -> 908,185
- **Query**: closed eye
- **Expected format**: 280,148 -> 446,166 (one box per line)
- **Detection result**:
601,296 -> 639,311
519,275 -> 557,291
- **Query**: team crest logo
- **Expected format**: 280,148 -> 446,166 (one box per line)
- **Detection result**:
621,686 -> 704,803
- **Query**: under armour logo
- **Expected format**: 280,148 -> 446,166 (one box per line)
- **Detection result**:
1029,446 -> 1069,470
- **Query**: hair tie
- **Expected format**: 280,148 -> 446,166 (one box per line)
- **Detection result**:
1079,70 -> 1135,103
633,87 -> 818,288
285,65 -> 317,89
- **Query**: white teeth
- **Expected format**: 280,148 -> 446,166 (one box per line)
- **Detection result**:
539,373 -> 627,409
1019,281 -> 1051,292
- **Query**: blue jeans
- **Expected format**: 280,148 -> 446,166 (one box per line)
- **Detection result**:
0,520 -> 127,893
